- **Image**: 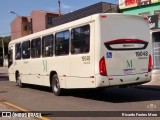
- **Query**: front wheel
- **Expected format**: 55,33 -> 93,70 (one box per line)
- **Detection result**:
51,74 -> 63,96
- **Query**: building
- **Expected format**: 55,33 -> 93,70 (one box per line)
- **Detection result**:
119,0 -> 160,69
10,10 -> 60,40
31,11 -> 60,33
10,16 -> 32,40
119,0 -> 160,29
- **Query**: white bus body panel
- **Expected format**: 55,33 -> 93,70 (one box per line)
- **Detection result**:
8,13 -> 151,89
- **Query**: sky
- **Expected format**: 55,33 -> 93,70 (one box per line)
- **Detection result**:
0,0 -> 117,36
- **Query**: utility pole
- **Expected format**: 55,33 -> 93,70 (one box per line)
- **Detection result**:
58,0 -> 61,16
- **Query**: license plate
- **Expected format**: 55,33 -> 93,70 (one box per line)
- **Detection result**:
124,69 -> 134,75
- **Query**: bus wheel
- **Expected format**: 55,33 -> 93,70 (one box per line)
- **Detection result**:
51,74 -> 63,96
16,73 -> 24,88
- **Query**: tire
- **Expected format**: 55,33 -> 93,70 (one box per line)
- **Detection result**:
51,74 -> 63,96
16,73 -> 24,88
96,87 -> 106,92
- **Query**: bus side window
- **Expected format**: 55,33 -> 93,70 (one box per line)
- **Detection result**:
8,49 -> 13,67
71,25 -> 90,54
55,30 -> 69,56
22,41 -> 30,59
15,43 -> 21,60
31,38 -> 41,58
42,34 -> 54,57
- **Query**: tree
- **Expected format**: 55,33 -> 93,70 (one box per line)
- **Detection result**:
0,36 -> 11,57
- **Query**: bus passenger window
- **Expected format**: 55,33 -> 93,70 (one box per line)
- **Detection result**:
71,25 -> 90,54
55,30 -> 69,56
8,49 -> 13,67
31,38 -> 41,58
42,34 -> 54,57
15,43 -> 21,60
22,41 -> 30,59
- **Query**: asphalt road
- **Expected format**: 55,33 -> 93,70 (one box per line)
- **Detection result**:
0,67 -> 160,120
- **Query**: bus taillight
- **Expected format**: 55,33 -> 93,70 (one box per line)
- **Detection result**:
105,39 -> 147,44
99,56 -> 107,76
101,15 -> 107,19
148,54 -> 152,72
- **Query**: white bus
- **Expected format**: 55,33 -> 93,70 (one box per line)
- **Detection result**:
8,13 -> 152,96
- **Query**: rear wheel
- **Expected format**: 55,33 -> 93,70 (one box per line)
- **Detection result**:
51,74 -> 63,96
16,73 -> 24,88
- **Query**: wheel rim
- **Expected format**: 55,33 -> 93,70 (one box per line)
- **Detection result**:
17,76 -> 21,86
53,77 -> 60,92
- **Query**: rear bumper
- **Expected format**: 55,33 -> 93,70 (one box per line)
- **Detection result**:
95,72 -> 151,87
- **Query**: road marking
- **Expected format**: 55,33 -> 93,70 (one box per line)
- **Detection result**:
2,101 -> 50,120
4,102 -> 28,112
